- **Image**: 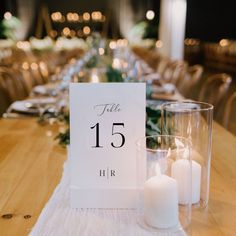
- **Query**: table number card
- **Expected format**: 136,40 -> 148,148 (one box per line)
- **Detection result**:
69,83 -> 146,208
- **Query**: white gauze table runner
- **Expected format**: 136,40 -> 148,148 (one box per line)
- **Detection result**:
29,160 -> 187,236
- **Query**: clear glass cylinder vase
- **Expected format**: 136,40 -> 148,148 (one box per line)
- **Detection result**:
136,135 -> 192,234
161,101 -> 213,208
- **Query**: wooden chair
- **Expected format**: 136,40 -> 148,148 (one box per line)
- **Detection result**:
29,62 -> 45,85
223,92 -> 236,134
0,83 -> 11,116
156,58 -> 171,77
178,65 -> 203,97
0,67 -> 28,102
198,73 -> 232,111
161,60 -> 188,84
38,61 -> 50,83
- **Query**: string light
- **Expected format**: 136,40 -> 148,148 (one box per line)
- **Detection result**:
98,48 -> 105,55
156,40 -> 163,48
219,39 -> 230,47
51,12 -> 62,22
146,10 -> 155,20
4,12 -> 12,20
62,27 -> 70,36
91,11 -> 102,21
83,26 -> 91,35
83,12 -> 90,21
109,41 -> 117,50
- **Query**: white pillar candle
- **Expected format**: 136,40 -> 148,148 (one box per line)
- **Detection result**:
171,159 -> 201,204
144,165 -> 179,229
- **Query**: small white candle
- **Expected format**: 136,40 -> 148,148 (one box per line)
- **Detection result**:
144,164 -> 179,229
171,159 -> 201,204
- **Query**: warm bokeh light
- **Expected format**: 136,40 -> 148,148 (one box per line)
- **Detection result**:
16,41 -> 31,51
67,12 -> 74,21
146,10 -> 155,20
4,12 -> 12,20
156,40 -> 163,48
219,39 -> 230,47
62,27 -> 71,36
30,62 -> 38,70
73,13 -> 79,21
184,38 -> 200,46
109,41 -> 117,50
98,48 -> 105,55
83,12 -> 90,21
66,12 -> 79,22
83,26 -> 91,35
91,11 -> 102,21
91,72 -> 99,83
22,62 -> 29,70
51,12 -> 62,22
117,39 -> 128,47
112,58 -> 122,69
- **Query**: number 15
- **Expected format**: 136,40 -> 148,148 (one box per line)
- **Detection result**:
90,123 -> 125,148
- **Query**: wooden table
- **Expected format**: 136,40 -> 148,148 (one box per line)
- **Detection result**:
0,118 -> 235,236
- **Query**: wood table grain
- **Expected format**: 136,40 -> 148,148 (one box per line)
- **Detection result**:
0,118 -> 235,236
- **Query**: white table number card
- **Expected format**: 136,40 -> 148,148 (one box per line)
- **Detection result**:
70,83 -> 146,208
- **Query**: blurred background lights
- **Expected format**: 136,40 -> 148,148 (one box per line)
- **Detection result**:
83,26 -> 91,35
146,10 -> 155,20
83,12 -> 90,21
4,12 -> 12,20
219,39 -> 230,47
156,40 -> 163,48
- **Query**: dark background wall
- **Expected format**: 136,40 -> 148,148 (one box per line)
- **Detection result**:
186,0 -> 236,42
1,0 -> 236,42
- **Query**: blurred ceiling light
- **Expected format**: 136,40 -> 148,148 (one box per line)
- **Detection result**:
98,47 -> 105,55
112,58 -> 121,69
117,39 -> 128,47
51,12 -> 62,22
72,13 -> 79,21
83,26 -> 91,35
62,27 -> 71,36
146,10 -> 155,20
219,39 -> 230,47
83,12 -> 90,21
109,41 -> 117,50
67,12 -> 74,21
50,30 -> 58,38
184,38 -> 200,46
16,41 -> 30,50
30,62 -> 38,70
4,12 -> 12,20
156,40 -> 163,48
91,11 -> 102,21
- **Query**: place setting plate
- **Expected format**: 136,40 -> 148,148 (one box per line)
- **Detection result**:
9,98 -> 57,115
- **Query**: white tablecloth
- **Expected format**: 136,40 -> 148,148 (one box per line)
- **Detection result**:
29,160 -> 187,236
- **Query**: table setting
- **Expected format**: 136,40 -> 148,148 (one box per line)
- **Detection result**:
1,36 -> 236,236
